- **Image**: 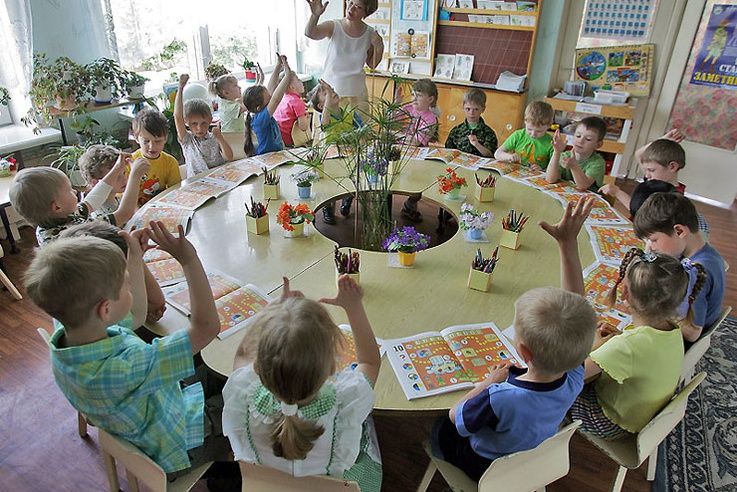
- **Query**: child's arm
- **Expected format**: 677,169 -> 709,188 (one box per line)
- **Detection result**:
320,275 -> 381,384
449,362 -> 510,421
598,183 -> 631,211
366,30 -> 385,69
268,66 -> 294,117
118,228 -> 149,328
563,155 -> 596,191
147,221 -> 220,354
467,133 -> 493,157
266,55 -> 284,96
494,146 -> 521,163
634,128 -> 685,165
81,154 -> 131,212
174,74 -> 189,143
212,124 -> 233,161
545,130 -> 567,183
304,0 -> 333,40
584,323 -> 618,380
113,156 -> 149,225
143,264 -> 167,323
539,196 -> 595,296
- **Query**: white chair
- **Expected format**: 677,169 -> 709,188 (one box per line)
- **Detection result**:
581,372 -> 706,492
417,420 -> 581,492
99,428 -> 211,492
0,243 -> 22,300
239,461 -> 360,491
681,306 -> 731,384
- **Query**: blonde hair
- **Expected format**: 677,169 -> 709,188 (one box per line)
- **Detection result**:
24,236 -> 127,327
251,297 -> 345,460
209,74 -> 238,98
184,98 -> 212,119
524,100 -> 554,127
514,287 -> 596,375
79,144 -> 119,184
9,167 -> 69,226
464,88 -> 486,108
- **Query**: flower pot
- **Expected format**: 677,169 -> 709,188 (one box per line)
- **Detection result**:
127,84 -> 146,99
467,228 -> 484,241
336,270 -> 360,287
297,185 -> 312,199
264,183 -> 280,200
245,69 -> 257,80
474,184 -> 495,202
246,213 -> 269,235
467,267 -> 493,292
94,84 -> 113,104
398,251 -> 416,266
366,173 -> 379,186
285,221 -> 305,237
500,229 -> 520,250
446,188 -> 460,200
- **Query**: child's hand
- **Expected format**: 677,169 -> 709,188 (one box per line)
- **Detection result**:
552,129 -> 567,153
539,195 -> 595,244
119,228 -> 150,260
319,274 -> 364,311
179,73 -> 190,87
255,63 -> 265,85
130,157 -> 150,179
468,134 -> 479,147
212,124 -> 222,139
662,128 -> 685,143
146,302 -> 166,324
507,152 -> 521,163
561,154 -> 578,170
598,183 -> 620,197
279,276 -> 305,301
147,222 -> 197,264
306,0 -> 329,17
477,362 -> 511,387
529,163 -> 542,173
592,322 -> 618,350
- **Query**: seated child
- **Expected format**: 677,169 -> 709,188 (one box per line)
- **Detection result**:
628,179 -> 676,218
243,55 -> 293,156
131,108 -> 182,205
571,247 -> 703,439
274,71 -> 310,147
210,74 -> 246,134
445,89 -> 497,157
494,100 -> 554,171
79,144 -> 138,225
24,222 -> 232,479
401,78 -> 439,147
308,79 -> 362,145
633,192 -> 724,342
175,74 -> 233,177
222,275 -> 382,491
10,154 -> 147,246
58,221 -> 167,323
546,116 -> 607,191
432,198 -> 598,481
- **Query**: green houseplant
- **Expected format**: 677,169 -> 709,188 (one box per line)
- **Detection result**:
205,62 -> 230,82
28,53 -> 89,124
86,58 -> 127,103
47,145 -> 87,187
124,71 -> 149,99
241,56 -> 257,80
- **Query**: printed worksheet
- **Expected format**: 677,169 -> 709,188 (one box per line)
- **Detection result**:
586,224 -> 643,265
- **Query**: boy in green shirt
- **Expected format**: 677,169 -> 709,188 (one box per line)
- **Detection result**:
546,116 -> 607,191
494,100 -> 555,171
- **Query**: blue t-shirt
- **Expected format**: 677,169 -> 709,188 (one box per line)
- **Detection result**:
252,107 -> 284,155
680,243 -> 725,329
455,365 -> 584,460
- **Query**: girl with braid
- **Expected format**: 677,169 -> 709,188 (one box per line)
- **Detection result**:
570,248 -> 706,440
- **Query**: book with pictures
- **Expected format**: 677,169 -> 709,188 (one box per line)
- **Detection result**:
424,148 -> 489,169
548,192 -> 628,226
384,322 -> 524,400
253,148 -> 309,169
586,224 -> 643,266
143,249 -> 186,287
392,31 -> 430,59
434,54 -> 455,79
206,160 -> 261,184
127,203 -> 194,234
156,188 -> 215,211
336,324 -> 386,372
453,54 -> 474,81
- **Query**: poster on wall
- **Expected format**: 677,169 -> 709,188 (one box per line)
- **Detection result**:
574,44 -> 654,96
401,0 -> 428,21
581,0 -> 657,42
689,4 -> 737,91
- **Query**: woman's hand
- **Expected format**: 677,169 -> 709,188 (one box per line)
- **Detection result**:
306,0 -> 329,17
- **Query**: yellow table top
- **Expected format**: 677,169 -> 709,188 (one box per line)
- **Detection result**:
148,158 -> 595,413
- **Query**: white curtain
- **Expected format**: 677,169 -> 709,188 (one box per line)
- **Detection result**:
0,0 -> 33,124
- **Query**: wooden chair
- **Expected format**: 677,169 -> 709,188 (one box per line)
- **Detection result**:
417,421 -> 581,492
99,428 -> 211,492
580,372 -> 706,492
0,243 -> 22,300
239,461 -> 360,491
681,306 -> 731,384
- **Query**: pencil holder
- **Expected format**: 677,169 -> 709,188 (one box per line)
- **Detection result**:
263,183 -> 280,200
500,230 -> 520,250
474,184 -> 495,202
336,270 -> 360,287
246,213 -> 269,235
467,267 -> 493,292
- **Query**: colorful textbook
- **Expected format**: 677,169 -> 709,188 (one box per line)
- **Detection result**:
424,148 -> 491,169
384,322 -> 524,400
143,249 -> 185,287
127,203 -> 194,234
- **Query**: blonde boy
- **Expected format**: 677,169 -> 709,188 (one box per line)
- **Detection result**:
445,89 -> 497,157
494,100 -> 555,171
546,116 -> 607,191
132,108 -> 181,205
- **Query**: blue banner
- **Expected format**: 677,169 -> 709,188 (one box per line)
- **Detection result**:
690,4 -> 737,90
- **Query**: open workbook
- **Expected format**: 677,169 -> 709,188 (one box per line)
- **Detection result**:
424,148 -> 491,169
384,322 -> 524,400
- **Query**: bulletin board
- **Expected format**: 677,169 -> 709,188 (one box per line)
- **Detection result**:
389,0 -> 439,76
574,43 -> 655,96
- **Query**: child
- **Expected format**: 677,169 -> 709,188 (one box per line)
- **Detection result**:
633,192 -> 724,342
432,198 -> 598,481
24,222 -> 232,479
546,116 -> 607,191
445,89 -> 497,157
210,74 -> 246,134
58,221 -> 167,323
628,179 -> 676,218
79,144 -> 135,224
401,79 -> 439,147
571,247 -> 704,439
175,74 -> 233,177
273,71 -> 310,147
494,100 -> 555,171
222,275 -> 382,491
308,79 -> 361,145
131,108 -> 181,205
10,154 -> 147,246
243,55 -> 293,156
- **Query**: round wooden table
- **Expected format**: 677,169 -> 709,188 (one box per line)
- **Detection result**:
149,157 -> 595,413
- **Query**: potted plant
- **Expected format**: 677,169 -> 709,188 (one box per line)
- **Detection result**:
0,154 -> 17,177
474,173 -> 496,202
277,202 -> 314,237
205,62 -> 230,82
436,167 -> 467,200
47,145 -> 87,187
468,247 -> 499,292
334,245 -> 360,285
291,168 -> 320,199
382,225 -> 431,266
124,71 -> 149,99
29,54 -> 89,117
86,57 -> 126,104
263,167 -> 280,199
459,203 -> 494,241
241,56 -> 257,80
245,197 -> 270,235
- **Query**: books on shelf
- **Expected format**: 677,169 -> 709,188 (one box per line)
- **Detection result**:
384,322 -> 524,400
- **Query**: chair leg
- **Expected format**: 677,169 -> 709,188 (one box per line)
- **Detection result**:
417,461 -> 437,492
78,413 -> 88,438
611,466 -> 627,492
0,267 -> 22,300
102,451 -> 120,492
126,469 -> 140,492
647,448 -> 658,481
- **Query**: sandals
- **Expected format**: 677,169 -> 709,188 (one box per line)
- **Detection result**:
401,206 -> 423,223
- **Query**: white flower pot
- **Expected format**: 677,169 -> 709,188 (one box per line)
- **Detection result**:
94,84 -> 113,104
127,84 -> 145,100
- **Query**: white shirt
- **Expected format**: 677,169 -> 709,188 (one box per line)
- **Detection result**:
321,20 -> 373,98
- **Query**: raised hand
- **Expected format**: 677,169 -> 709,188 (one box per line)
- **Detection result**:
598,183 -> 620,197
119,228 -> 150,259
552,129 -> 567,153
212,123 -> 222,139
468,134 -> 479,147
146,222 -> 196,263
179,73 -> 190,87
561,154 -> 578,170
279,276 -> 305,301
130,157 -> 150,178
539,195 -> 595,244
319,274 -> 364,311
662,128 -> 685,143
255,63 -> 265,85
306,0 -> 329,17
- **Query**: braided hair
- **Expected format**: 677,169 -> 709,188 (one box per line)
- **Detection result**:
242,85 -> 267,157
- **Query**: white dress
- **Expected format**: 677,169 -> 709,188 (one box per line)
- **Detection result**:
321,20 -> 374,99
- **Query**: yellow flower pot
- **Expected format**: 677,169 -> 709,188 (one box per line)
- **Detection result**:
263,183 -> 280,200
474,184 -> 495,202
336,270 -> 360,287
467,267 -> 493,292
246,213 -> 269,235
398,251 -> 416,266
500,229 -> 520,250
285,221 -> 305,237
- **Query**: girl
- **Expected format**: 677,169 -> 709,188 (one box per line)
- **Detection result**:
222,276 -> 382,491
401,78 -> 439,147
571,248 -> 707,439
210,74 -> 247,134
243,55 -> 293,156
274,73 -> 310,147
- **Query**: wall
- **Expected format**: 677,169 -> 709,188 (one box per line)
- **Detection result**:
527,0 -> 567,101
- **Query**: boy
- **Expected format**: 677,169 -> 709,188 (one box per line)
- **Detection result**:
633,192 -> 725,342
628,179 -> 676,218
546,116 -> 607,191
9,154 -> 147,247
432,198 -> 597,481
494,100 -> 555,171
132,108 -> 182,205
79,144 -> 137,225
25,222 -> 231,478
445,89 -> 497,157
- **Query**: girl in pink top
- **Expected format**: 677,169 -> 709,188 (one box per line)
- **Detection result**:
401,79 -> 439,146
274,76 -> 309,146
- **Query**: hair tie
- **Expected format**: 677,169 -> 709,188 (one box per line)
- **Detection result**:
280,401 -> 298,416
641,251 -> 658,263
681,257 -> 694,272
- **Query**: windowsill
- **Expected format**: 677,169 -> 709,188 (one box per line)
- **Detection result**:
0,125 -> 62,154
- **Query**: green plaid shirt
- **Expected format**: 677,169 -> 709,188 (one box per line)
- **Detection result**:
445,117 -> 498,156
49,319 -> 204,473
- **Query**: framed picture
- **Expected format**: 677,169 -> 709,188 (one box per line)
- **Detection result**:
390,60 -> 411,74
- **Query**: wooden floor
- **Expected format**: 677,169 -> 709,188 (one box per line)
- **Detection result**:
1,183 -> 735,491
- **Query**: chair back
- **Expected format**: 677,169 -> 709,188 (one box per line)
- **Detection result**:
681,306 -> 731,383
239,462 -> 360,492
98,428 -> 169,491
477,421 -> 581,492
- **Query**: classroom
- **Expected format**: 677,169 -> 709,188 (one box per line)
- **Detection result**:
0,0 -> 735,490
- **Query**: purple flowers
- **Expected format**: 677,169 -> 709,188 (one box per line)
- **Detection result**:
382,226 -> 431,253
361,151 -> 389,178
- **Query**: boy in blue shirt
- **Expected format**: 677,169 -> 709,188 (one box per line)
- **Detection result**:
432,198 -> 598,481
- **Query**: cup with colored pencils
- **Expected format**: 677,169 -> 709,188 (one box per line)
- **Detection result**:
245,197 -> 270,235
467,246 -> 499,292
334,245 -> 361,286
474,173 -> 496,202
263,167 -> 280,200
500,209 -> 528,250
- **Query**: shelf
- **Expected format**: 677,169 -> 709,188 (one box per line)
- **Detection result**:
437,20 -> 535,31
545,97 -> 636,120
368,18 -> 390,24
445,7 -> 537,16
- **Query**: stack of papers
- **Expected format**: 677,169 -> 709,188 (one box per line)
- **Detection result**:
495,71 -> 527,92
